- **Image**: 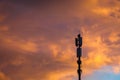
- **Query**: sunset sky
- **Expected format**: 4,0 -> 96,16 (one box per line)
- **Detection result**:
0,0 -> 120,80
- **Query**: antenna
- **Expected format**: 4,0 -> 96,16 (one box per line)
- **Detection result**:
75,34 -> 82,80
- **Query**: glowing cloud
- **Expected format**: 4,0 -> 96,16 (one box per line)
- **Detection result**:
0,0 -> 120,80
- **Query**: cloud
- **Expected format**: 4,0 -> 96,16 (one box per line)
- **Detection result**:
0,32 -> 38,53
92,7 -> 120,19
0,0 -> 120,80
4,39 -> 38,53
92,7 -> 111,16
113,66 -> 120,74
0,72 -> 10,80
0,15 -> 6,22
80,23 -> 120,75
0,26 -> 8,31
109,32 -> 120,42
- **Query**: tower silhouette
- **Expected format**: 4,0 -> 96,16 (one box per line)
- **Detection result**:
75,34 -> 82,80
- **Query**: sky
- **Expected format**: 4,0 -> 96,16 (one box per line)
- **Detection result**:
0,0 -> 120,80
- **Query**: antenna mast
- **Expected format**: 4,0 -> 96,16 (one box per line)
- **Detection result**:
75,34 -> 82,80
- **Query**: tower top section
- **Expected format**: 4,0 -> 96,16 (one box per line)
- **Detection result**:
75,34 -> 82,48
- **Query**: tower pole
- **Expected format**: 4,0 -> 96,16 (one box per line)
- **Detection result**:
75,34 -> 82,80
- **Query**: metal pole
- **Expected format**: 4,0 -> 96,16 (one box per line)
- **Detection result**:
75,34 -> 82,80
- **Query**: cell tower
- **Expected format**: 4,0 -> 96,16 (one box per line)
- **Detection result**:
75,34 -> 82,80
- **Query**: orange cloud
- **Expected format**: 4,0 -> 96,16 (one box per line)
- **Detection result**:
113,66 -> 120,74
109,32 -> 120,42
4,38 -> 38,53
0,26 -> 9,32
0,15 -> 6,22
46,69 -> 76,80
0,32 -> 38,53
0,72 -> 10,80
92,6 -> 120,18
80,25 -> 120,75
92,7 -> 111,16
0,0 -> 120,80
49,44 -> 60,57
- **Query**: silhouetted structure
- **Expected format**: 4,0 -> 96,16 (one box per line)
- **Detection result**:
75,34 -> 82,80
